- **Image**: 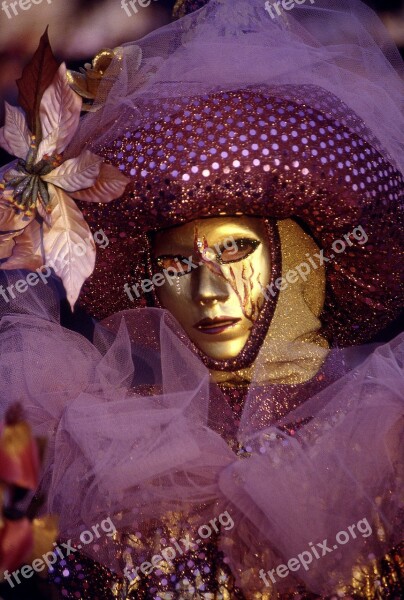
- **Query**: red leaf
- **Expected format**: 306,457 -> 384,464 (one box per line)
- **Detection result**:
16,28 -> 60,141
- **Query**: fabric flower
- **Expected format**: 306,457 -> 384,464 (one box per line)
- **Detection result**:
66,48 -> 123,112
0,61 -> 129,307
67,45 -> 162,115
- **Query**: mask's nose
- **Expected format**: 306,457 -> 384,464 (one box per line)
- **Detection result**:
192,263 -> 230,306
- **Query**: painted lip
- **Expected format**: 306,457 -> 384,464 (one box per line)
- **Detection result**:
193,316 -> 241,335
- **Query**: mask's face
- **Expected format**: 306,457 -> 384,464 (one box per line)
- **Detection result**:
152,216 -> 271,361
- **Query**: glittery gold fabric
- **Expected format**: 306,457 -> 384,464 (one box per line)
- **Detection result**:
210,219 -> 328,385
77,87 -> 403,347
50,515 -> 403,599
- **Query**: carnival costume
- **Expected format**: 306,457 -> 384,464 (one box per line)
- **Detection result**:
0,0 -> 403,598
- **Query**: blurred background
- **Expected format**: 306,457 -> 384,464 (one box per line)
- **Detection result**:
0,0 -> 403,140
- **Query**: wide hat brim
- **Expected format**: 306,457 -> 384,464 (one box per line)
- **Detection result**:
78,85 -> 403,346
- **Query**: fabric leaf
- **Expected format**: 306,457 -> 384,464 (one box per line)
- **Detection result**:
0,518 -> 34,574
0,420 -> 39,489
0,201 -> 32,260
71,162 -> 129,202
42,150 -> 102,192
0,200 -> 33,232
0,234 -> 16,260
43,187 -> 96,309
0,127 -> 14,156
0,220 -> 43,270
16,28 -> 59,140
39,63 -> 82,154
36,201 -> 52,226
2,103 -> 31,160
36,129 -> 59,163
3,167 -> 22,182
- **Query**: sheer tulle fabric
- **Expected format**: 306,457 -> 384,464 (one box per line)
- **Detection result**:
67,0 -> 404,176
0,274 -> 402,595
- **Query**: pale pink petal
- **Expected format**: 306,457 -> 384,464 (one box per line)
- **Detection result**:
0,220 -> 43,270
39,63 -> 82,154
37,200 -> 52,226
3,167 -> 22,182
46,182 -> 61,212
71,162 -> 129,203
0,199 -> 33,231
42,150 -> 102,192
2,103 -> 31,160
35,128 -> 59,163
0,202 -> 30,260
43,187 -> 96,309
0,126 -> 14,155
0,235 -> 16,260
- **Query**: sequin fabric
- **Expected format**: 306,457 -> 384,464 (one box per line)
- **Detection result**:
77,86 -> 403,347
48,358 -> 404,599
49,508 -> 404,600
50,527 -> 246,599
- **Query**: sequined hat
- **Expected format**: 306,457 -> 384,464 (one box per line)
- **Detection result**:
77,84 -> 403,347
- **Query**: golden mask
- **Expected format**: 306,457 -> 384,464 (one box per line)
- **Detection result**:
152,217 -> 328,383
153,216 -> 271,361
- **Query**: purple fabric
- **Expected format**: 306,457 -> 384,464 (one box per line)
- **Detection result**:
0,275 -> 402,594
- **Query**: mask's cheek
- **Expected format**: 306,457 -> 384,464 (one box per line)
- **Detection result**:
155,274 -> 187,314
221,246 -> 271,322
